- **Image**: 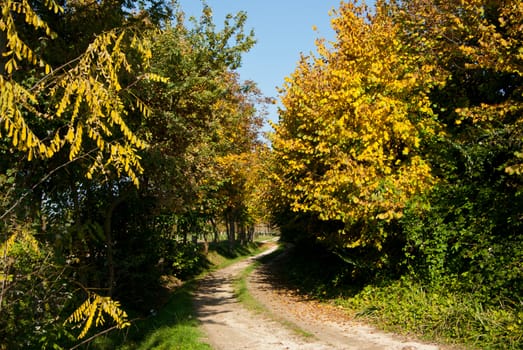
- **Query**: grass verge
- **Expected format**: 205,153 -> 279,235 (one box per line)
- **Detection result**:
337,279 -> 523,350
232,247 -> 314,339
205,240 -> 271,271
235,262 -> 266,313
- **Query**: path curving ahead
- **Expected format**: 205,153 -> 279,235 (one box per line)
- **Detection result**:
194,244 -> 441,350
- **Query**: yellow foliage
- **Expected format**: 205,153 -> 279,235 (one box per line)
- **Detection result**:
0,1 -> 166,186
65,292 -> 130,339
271,0 -> 444,248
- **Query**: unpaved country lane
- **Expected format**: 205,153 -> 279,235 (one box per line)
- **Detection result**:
194,244 -> 330,349
194,244 -> 440,350
248,252 -> 441,350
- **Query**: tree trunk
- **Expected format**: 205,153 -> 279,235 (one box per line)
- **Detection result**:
103,193 -> 128,297
202,232 -> 209,255
248,225 -> 254,243
239,223 -> 246,245
226,212 -> 235,253
210,217 -> 219,243
182,228 -> 188,244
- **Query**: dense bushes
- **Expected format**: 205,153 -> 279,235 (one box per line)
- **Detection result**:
0,230 -> 76,349
402,126 -> 523,302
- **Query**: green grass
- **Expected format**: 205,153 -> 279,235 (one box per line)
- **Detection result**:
337,279 -> 523,350
235,262 -> 266,312
123,282 -> 210,350
89,240 -> 272,350
90,280 -> 210,350
205,240 -> 270,271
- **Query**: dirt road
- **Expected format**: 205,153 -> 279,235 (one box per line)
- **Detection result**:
194,244 -> 440,350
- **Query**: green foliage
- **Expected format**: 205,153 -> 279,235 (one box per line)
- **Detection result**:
338,279 -> 523,349
397,0 -> 523,308
161,241 -> 208,279
135,6 -> 265,248
402,179 -> 523,302
0,0 -> 265,348
0,225 -> 76,350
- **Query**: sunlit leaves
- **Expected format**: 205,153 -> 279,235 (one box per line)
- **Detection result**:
0,1 -> 167,186
65,292 -> 130,339
1,0 -> 60,73
270,0 -> 522,257
271,0 -> 444,249
396,0 -> 522,175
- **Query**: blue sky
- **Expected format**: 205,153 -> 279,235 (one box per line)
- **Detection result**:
177,0 -> 345,128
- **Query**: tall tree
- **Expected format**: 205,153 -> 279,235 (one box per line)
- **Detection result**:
268,0 -> 522,302
396,0 -> 523,300
0,0 -> 170,347
270,0 -> 444,254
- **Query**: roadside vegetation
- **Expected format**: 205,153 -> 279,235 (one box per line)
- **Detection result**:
266,245 -> 521,349
1,0 -> 521,349
0,0 -> 272,348
268,1 -> 522,349
90,239 -> 272,350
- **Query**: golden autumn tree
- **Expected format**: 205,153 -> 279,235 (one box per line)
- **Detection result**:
268,1 -> 522,345
201,73 -> 266,245
270,0 -> 447,250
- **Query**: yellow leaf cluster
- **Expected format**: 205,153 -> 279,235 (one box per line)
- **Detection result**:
65,292 -> 130,339
1,1 -> 167,186
1,0 -> 59,73
271,0 -> 444,248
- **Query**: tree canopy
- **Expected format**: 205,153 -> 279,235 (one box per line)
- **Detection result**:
268,0 -> 522,305
0,1 -> 268,348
